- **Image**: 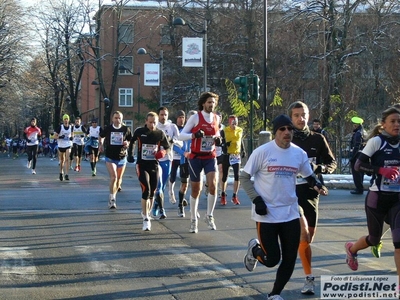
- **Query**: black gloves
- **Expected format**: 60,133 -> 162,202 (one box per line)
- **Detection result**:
58,135 -> 65,139
252,196 -> 267,215
127,151 -> 135,163
80,135 -> 85,138
225,141 -> 231,147
69,137 -> 73,141
27,139 -> 32,143
194,130 -> 205,138
214,136 -> 223,146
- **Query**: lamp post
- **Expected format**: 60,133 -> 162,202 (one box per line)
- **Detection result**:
173,17 -> 207,93
91,80 -> 101,126
118,65 -> 141,125
137,48 -> 163,107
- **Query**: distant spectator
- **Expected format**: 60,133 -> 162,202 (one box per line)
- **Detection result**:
349,116 -> 365,195
311,119 -> 329,140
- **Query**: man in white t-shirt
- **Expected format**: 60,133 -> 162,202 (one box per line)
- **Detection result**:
239,114 -> 328,300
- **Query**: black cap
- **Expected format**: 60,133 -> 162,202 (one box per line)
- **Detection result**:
272,114 -> 293,134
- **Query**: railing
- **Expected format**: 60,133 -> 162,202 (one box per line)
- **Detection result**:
243,138 -> 352,174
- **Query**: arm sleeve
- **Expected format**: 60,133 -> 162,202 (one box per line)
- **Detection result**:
179,114 -> 199,141
239,170 -> 260,201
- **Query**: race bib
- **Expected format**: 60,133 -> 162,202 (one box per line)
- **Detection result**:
110,132 -> 123,145
380,166 -> 400,192
141,144 -> 157,160
229,154 -> 241,165
91,138 -> 99,148
200,136 -> 215,152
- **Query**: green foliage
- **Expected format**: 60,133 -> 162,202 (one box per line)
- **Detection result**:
270,87 -> 283,107
225,78 -> 263,136
345,110 -> 359,122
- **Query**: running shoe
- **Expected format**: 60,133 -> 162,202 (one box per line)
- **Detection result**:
92,170 -> 96,177
74,166 -> 79,172
70,165 -> 74,170
27,160 -> 31,169
78,165 -> 81,172
244,238 -> 259,272
371,241 -> 383,258
231,196 -> 240,205
178,207 -> 185,218
345,242 -> 358,271
220,194 -> 227,206
59,173 -> 63,181
204,215 -> 216,230
142,218 -> 151,231
64,174 -> 69,181
32,169 -> 36,175
108,199 -> 117,209
267,295 -> 284,300
189,219 -> 198,233
152,202 -> 159,217
159,208 -> 167,219
182,199 -> 188,207
117,187 -> 122,192
301,276 -> 315,295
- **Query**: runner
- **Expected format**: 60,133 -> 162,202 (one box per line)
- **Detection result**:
24,117 -> 42,175
55,114 -> 74,181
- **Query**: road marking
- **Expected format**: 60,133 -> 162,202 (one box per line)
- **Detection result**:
0,247 -> 37,280
152,243 -> 239,289
74,246 -> 130,273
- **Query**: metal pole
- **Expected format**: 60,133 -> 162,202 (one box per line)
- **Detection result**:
203,19 -> 207,93
137,66 -> 141,126
263,0 -> 268,130
98,91 -> 101,127
160,50 -> 163,107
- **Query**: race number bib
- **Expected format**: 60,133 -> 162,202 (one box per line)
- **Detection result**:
229,154 -> 241,165
380,166 -> 400,192
110,132 -> 123,145
200,136 -> 215,152
141,144 -> 157,160
91,138 -> 99,148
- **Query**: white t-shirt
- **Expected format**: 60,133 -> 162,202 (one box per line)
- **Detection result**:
243,140 -> 313,223
157,120 -> 180,162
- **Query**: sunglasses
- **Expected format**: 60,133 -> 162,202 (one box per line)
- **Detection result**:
278,126 -> 293,132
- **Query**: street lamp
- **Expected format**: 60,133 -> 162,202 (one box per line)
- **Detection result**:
173,17 -> 208,93
137,47 -> 163,107
91,80 -> 102,126
118,65 -> 141,124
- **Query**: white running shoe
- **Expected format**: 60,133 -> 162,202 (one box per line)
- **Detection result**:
244,238 -> 259,272
32,169 -> 36,175
142,218 -> 151,231
108,199 -> 117,209
189,219 -> 198,233
267,295 -> 284,300
204,215 -> 216,230
27,160 -> 31,169
178,207 -> 185,217
301,276 -> 315,295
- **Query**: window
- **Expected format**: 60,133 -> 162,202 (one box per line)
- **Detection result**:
124,120 -> 133,132
119,24 -> 133,44
119,88 -> 133,107
119,56 -> 133,74
160,24 -> 171,45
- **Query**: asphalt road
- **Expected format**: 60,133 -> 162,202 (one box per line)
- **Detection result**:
0,153 -> 396,300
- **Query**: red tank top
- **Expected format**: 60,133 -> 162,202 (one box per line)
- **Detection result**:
190,112 -> 219,159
